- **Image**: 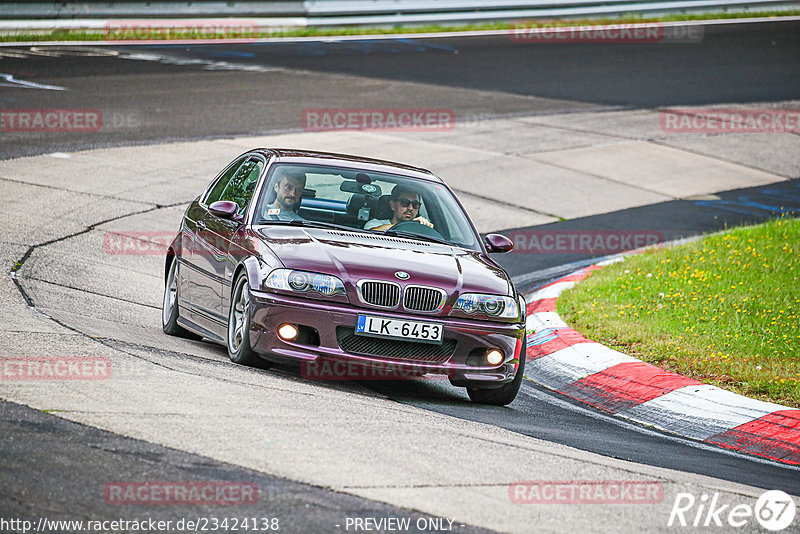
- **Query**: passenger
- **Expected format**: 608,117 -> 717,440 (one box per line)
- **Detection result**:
365,185 -> 433,231
263,169 -> 306,221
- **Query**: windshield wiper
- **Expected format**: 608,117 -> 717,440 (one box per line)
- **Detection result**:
382,230 -> 452,246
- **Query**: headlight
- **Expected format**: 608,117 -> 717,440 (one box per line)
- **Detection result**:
453,293 -> 519,319
265,269 -> 345,297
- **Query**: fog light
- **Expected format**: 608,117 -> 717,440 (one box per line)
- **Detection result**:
278,323 -> 299,341
486,349 -> 503,366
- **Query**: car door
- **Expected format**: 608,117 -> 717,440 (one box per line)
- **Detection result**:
184,156 -> 247,334
192,156 -> 264,337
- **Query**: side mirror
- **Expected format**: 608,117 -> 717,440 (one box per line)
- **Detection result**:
484,233 -> 514,253
209,200 -> 241,221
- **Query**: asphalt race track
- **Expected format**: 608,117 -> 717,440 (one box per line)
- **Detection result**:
0,401 -> 489,534
1,19 -> 799,160
1,18 -> 799,533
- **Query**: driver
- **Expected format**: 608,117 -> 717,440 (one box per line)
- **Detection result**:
262,168 -> 306,221
365,185 -> 433,231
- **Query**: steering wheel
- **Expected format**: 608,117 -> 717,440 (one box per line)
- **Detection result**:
388,220 -> 445,240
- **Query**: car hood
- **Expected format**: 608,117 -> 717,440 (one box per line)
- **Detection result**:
257,226 -> 512,298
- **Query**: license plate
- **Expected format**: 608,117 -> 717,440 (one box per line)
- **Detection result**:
355,315 -> 443,344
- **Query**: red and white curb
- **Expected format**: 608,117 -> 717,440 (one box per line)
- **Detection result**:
524,263 -> 800,466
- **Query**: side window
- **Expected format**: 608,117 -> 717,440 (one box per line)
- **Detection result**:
218,158 -> 264,214
205,157 -> 246,205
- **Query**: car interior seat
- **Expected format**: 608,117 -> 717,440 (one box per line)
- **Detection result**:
374,195 -> 393,221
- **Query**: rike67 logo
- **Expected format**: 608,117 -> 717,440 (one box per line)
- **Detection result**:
668,490 -> 796,531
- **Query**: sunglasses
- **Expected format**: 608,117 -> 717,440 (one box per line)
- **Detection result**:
396,198 -> 421,209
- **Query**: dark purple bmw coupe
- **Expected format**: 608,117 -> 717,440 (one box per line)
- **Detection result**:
162,149 -> 526,405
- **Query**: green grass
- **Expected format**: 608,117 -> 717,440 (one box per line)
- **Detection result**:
558,217 -> 800,407
2,10 -> 799,43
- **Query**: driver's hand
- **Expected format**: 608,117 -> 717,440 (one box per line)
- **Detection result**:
414,216 -> 433,228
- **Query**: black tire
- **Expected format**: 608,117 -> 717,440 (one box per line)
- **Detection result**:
467,337 -> 526,406
162,257 -> 202,340
227,271 -> 265,367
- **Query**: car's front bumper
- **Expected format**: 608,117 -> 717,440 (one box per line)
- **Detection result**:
248,289 -> 525,386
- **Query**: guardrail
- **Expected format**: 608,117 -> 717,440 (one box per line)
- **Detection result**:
306,0 -> 800,25
1,0 -> 798,24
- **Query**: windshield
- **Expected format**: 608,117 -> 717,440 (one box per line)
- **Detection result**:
254,162 -> 481,250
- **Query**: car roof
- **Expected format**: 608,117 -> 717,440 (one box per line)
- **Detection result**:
250,148 -> 443,183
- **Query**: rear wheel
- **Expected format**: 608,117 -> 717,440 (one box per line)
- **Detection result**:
227,271 -> 265,367
162,257 -> 202,340
467,338 -> 526,406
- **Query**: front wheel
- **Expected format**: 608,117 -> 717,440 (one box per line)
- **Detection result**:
227,271 -> 265,367
466,337 -> 526,406
162,257 -> 202,340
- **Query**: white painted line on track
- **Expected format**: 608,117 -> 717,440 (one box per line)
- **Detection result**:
620,384 -> 789,441
527,343 -> 637,389
528,280 -> 576,301
526,311 -> 568,332
518,382 -> 800,472
0,73 -> 65,90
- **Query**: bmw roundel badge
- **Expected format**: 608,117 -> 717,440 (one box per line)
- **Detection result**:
395,271 -> 410,280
